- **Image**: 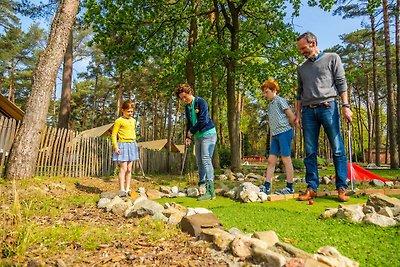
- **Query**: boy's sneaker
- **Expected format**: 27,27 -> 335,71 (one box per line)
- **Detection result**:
259,185 -> 271,195
275,187 -> 294,195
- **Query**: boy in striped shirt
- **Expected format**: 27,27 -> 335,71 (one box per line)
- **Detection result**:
259,79 -> 296,195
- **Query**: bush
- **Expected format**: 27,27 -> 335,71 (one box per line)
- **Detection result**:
317,156 -> 329,167
292,158 -> 304,170
218,147 -> 231,168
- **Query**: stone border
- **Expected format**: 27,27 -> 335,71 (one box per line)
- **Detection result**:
268,188 -> 400,202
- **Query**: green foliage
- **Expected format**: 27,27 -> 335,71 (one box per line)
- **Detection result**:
1,182 -> 32,258
218,147 -> 231,168
291,158 -> 305,170
317,156 -> 329,167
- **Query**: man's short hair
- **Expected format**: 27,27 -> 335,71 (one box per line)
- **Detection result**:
297,31 -> 317,46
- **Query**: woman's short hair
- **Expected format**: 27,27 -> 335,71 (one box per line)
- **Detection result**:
260,79 -> 279,93
175,83 -> 194,98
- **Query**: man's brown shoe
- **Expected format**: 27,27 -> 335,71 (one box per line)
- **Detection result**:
298,188 -> 317,201
338,188 -> 350,202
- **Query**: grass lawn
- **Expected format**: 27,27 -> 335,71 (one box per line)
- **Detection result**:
154,167 -> 400,267
157,194 -> 400,267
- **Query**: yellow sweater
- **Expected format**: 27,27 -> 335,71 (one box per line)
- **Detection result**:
111,117 -> 137,149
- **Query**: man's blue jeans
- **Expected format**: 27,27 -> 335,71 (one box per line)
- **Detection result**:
302,101 -> 348,191
195,133 -> 217,186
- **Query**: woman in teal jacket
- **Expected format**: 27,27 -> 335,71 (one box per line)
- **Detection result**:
175,84 -> 217,201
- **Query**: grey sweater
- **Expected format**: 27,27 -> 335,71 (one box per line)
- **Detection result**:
296,52 -> 347,106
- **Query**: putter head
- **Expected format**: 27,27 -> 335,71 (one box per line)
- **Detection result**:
345,190 -> 356,196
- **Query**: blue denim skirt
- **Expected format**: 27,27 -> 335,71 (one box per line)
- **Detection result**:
112,142 -> 139,162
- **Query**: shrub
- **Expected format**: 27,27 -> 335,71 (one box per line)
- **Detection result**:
317,156 -> 329,167
292,158 -> 304,170
219,147 -> 231,168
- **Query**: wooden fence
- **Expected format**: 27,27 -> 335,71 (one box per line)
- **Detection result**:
0,116 -> 20,177
35,126 -> 115,178
0,116 -> 190,178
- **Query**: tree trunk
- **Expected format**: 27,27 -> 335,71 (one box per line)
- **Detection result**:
211,67 -> 220,169
370,14 -> 381,166
396,0 -> 400,164
223,0 -> 243,171
383,0 -> 399,168
184,0 -> 198,91
167,99 -> 172,173
58,31 -> 73,129
6,0 -> 80,179
116,72 -> 123,117
8,62 -> 15,103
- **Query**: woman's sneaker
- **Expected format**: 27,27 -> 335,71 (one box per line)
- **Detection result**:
275,187 -> 294,195
199,184 -> 206,196
259,185 -> 271,195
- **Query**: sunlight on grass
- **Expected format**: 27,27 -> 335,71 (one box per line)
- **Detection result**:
158,194 -> 400,267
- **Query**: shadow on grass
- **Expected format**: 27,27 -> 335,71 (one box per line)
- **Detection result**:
74,182 -> 102,194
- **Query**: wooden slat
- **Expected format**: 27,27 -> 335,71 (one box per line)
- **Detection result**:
36,125 -> 48,176
57,128 -> 69,176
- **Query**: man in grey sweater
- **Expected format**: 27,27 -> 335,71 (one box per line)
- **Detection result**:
295,32 -> 353,202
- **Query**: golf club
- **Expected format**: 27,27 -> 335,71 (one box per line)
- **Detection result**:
346,121 -> 356,196
137,155 -> 149,180
180,143 -> 189,176
178,143 -> 189,188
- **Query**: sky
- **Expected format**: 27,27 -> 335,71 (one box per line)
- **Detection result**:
285,3 -> 365,51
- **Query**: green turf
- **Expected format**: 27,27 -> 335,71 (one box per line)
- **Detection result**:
157,193 -> 400,267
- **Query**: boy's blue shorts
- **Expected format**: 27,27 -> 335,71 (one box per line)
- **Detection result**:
269,129 -> 293,157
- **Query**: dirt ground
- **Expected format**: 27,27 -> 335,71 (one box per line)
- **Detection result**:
1,176 -> 246,267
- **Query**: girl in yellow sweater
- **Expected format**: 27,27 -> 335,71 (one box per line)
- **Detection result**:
111,100 -> 138,196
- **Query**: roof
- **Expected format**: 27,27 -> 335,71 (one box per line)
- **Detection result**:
0,94 -> 24,121
138,139 -> 183,153
79,123 -> 114,138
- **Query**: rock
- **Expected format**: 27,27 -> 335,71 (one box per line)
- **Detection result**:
240,190 -> 260,203
321,176 -> 332,185
125,199 -> 164,218
252,230 -> 279,247
367,193 -> 400,211
362,213 -> 397,227
200,228 -> 235,251
186,207 -> 212,216
315,246 -> 359,267
111,199 -> 132,216
146,189 -> 164,199
230,236 -> 252,259
105,196 -> 124,212
336,204 -> 365,222
378,206 -> 394,218
362,205 -> 375,214
252,246 -> 287,267
159,185 -> 172,194
100,191 -> 118,199
97,198 -> 111,209
171,186 -> 179,194
274,241 -> 313,259
371,179 -> 385,187
320,208 -> 338,219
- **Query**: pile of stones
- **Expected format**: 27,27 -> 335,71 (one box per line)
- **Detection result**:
97,188 -> 359,267
320,193 -> 400,227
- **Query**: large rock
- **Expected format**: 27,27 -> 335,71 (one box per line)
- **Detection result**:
336,204 -> 365,222
125,199 -> 164,218
200,228 -> 235,251
362,213 -> 397,227
252,230 -> 279,248
366,193 -> 400,212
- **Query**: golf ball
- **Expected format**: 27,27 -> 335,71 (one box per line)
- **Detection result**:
308,199 -> 314,205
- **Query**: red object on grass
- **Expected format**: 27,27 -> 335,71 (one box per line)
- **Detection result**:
347,163 -> 390,182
